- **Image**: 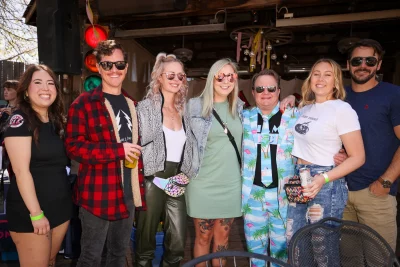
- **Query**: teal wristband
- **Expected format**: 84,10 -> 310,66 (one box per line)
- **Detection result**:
30,211 -> 44,221
322,172 -> 330,184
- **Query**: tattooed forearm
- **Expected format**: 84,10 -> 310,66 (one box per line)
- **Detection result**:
199,219 -> 215,234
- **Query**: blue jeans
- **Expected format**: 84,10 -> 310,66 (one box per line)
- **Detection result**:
286,164 -> 348,267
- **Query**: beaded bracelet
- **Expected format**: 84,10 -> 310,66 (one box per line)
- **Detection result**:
30,211 -> 44,221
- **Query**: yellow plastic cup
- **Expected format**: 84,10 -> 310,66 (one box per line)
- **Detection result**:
124,153 -> 138,169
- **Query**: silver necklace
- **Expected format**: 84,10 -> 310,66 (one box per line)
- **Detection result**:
163,106 -> 177,121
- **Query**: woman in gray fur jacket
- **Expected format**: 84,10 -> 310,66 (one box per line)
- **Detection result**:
134,53 -> 196,267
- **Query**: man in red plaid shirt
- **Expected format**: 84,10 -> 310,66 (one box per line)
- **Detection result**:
65,40 -> 144,267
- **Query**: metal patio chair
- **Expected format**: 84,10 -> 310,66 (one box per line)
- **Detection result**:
181,250 -> 291,267
288,217 -> 400,267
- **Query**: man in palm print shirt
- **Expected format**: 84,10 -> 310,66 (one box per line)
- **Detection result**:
242,69 -> 299,266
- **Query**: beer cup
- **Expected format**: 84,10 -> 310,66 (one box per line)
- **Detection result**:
124,153 -> 138,169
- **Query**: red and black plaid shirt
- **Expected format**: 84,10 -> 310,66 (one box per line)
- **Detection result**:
65,86 -> 146,221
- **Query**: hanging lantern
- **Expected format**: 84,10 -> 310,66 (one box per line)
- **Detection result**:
243,57 -> 248,62
283,54 -> 288,59
271,54 -> 277,60
244,49 -> 250,55
266,44 -> 273,51
84,25 -> 108,48
276,61 -> 280,65
276,39 -> 280,44
84,50 -> 98,72
84,75 -> 102,92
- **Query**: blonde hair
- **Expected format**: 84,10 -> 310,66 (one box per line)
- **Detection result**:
299,58 -> 346,108
145,52 -> 188,114
200,58 -> 239,118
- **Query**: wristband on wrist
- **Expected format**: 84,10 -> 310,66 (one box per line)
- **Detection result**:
30,211 -> 44,221
322,172 -> 330,184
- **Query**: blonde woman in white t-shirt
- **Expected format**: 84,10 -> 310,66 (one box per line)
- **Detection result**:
286,58 -> 365,266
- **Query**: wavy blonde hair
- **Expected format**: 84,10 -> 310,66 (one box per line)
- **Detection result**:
200,58 -> 239,118
299,58 -> 346,108
145,53 -> 188,114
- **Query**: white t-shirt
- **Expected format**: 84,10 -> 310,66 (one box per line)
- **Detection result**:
163,125 -> 186,162
292,99 -> 360,166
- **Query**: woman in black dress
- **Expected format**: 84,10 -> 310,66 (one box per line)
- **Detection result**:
3,64 -> 72,267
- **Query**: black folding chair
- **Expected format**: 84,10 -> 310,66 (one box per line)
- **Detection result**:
288,217 -> 400,267
181,250 -> 291,267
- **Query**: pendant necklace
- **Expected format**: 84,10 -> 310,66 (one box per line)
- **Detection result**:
214,104 -> 228,134
163,106 -> 177,121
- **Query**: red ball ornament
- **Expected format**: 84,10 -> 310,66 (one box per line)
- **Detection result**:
84,25 -> 107,48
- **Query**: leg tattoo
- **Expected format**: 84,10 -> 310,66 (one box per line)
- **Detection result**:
216,244 -> 229,261
219,218 -> 234,231
199,219 -> 216,234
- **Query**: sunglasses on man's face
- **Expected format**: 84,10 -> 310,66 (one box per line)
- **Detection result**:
98,61 -> 127,71
214,73 -> 238,83
162,72 -> 186,81
254,85 -> 278,93
350,57 -> 378,67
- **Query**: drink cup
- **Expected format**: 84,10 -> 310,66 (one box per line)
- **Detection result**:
124,153 -> 138,169
299,167 -> 312,197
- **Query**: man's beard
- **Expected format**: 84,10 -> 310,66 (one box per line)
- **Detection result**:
350,68 -> 376,84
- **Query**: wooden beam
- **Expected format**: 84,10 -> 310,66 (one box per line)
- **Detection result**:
24,0 -> 37,24
276,9 -> 400,27
115,23 -> 226,38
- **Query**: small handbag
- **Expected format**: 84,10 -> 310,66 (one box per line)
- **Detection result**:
164,173 -> 190,197
284,175 -> 312,204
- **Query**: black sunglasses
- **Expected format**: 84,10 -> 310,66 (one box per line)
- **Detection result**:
162,72 -> 186,81
98,61 -> 127,71
350,57 -> 378,67
214,73 -> 238,83
254,85 -> 278,93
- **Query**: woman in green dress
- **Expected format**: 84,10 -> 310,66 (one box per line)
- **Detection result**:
186,58 -> 243,267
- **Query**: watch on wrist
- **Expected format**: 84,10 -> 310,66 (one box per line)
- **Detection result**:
378,177 -> 392,188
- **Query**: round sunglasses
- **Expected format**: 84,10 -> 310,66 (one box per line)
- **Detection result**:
254,85 -> 278,93
350,57 -> 378,67
98,61 -> 127,71
162,72 -> 186,81
214,73 -> 238,83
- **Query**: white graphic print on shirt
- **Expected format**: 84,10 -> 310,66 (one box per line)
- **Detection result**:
116,110 -> 132,143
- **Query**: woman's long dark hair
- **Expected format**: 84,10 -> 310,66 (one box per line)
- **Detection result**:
17,64 -> 65,144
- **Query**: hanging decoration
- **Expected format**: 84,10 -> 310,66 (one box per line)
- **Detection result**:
230,26 -> 293,72
85,0 -> 108,48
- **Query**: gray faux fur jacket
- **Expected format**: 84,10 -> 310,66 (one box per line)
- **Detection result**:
137,96 -> 197,179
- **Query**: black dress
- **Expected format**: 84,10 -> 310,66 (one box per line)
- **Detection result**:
3,111 -> 72,232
